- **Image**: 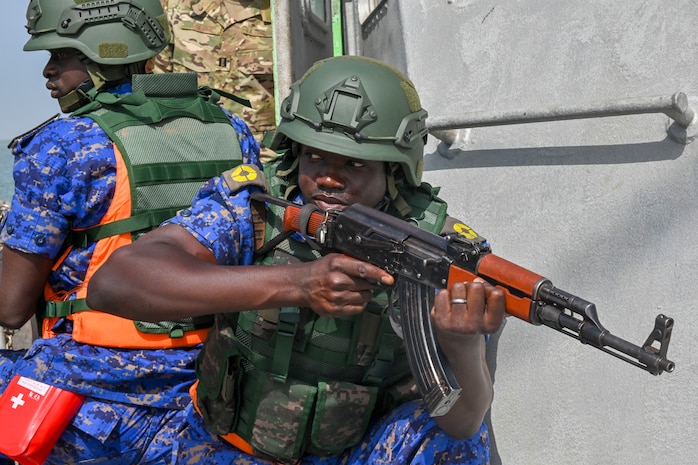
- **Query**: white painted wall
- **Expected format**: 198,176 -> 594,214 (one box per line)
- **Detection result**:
361,1 -> 696,464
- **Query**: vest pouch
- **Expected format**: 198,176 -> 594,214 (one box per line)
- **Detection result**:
196,353 -> 243,436
241,370 -> 317,462
307,381 -> 379,456
195,312 -> 244,436
0,376 -> 85,465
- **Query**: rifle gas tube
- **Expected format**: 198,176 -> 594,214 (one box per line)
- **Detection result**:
252,193 -> 675,416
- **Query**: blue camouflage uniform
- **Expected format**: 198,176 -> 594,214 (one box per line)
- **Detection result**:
163,168 -> 491,464
0,82 -> 260,465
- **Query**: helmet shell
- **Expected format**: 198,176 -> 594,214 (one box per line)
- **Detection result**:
270,56 -> 428,186
24,0 -> 168,65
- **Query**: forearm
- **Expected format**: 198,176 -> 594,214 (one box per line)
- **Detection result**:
89,250 -> 310,321
434,334 -> 493,439
88,224 -> 391,321
87,227 -> 307,321
0,247 -> 53,329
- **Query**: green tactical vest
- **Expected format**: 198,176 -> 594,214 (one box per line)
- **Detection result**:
195,156 -> 451,462
43,73 -> 244,338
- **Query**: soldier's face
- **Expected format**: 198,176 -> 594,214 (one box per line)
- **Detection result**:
298,144 -> 387,211
43,48 -> 89,100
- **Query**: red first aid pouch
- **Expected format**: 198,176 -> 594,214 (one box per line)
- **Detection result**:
0,375 -> 84,465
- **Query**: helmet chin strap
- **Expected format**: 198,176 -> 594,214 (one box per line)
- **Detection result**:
387,170 -> 411,216
58,78 -> 95,113
85,61 -> 144,91
58,60 -> 147,113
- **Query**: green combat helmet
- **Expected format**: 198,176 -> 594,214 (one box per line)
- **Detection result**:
270,55 -> 429,187
23,0 -> 169,111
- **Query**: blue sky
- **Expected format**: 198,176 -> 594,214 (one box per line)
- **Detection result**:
1,2 -> 58,140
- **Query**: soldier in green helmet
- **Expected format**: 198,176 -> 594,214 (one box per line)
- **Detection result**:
0,0 -> 260,463
90,55 -> 506,464
23,0 -> 169,112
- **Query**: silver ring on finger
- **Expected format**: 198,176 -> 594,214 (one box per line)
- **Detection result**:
451,298 -> 467,305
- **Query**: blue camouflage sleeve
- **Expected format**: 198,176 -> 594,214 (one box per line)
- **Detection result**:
228,112 -> 262,170
1,117 -> 116,259
166,177 -> 258,267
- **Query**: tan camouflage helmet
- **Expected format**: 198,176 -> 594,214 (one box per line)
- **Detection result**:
24,0 -> 169,65
270,55 -> 428,187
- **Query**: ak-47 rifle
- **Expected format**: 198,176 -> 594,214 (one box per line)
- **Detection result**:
251,193 -> 675,417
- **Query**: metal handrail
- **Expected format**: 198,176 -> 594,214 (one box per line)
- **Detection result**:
428,92 -> 698,146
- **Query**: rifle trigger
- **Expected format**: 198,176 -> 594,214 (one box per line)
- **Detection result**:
317,222 -> 327,245
385,288 -> 404,339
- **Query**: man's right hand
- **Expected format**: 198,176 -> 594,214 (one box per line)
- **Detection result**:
301,253 -> 394,318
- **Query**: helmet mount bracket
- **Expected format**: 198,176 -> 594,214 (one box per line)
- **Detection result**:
316,76 -> 378,134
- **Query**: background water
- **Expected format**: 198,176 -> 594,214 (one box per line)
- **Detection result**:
1,140 -> 13,202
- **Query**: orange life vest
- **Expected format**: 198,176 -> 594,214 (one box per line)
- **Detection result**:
40,73 -> 244,349
41,145 -> 211,348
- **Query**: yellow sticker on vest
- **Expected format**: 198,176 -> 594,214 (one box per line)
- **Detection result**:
453,222 -> 478,239
231,165 -> 258,182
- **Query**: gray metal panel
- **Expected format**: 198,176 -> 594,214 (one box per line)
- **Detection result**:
343,0 -> 408,74
274,0 -> 335,101
350,1 -> 696,464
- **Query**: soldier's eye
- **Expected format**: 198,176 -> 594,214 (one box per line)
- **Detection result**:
50,49 -> 74,61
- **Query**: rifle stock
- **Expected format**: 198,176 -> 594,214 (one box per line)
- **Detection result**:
253,193 -> 675,416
